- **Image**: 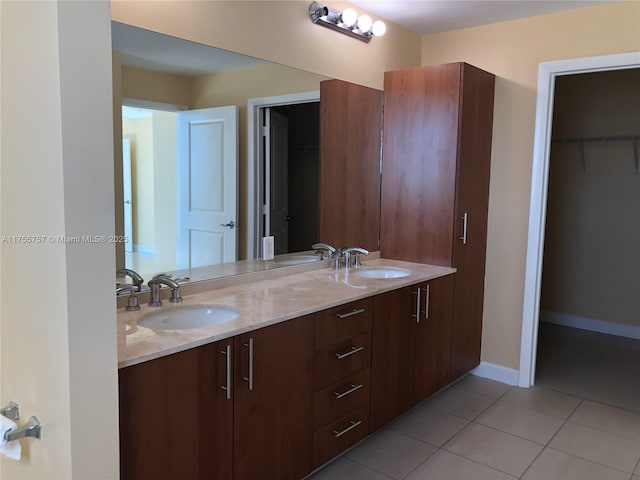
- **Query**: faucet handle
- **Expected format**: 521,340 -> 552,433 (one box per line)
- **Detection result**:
116,285 -> 141,311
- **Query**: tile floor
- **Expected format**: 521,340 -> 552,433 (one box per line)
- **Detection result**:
535,323 -> 640,413
307,374 -> 640,479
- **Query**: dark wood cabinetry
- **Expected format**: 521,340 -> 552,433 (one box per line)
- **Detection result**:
233,315 -> 314,480
318,79 -> 383,252
119,315 -> 313,480
119,339 -> 233,480
380,62 -> 495,382
312,298 -> 373,469
370,276 -> 454,432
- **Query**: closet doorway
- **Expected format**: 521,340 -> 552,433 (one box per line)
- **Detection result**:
534,68 -> 640,411
520,53 -> 640,391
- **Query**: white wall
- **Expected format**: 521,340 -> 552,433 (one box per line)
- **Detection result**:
1,1 -> 118,478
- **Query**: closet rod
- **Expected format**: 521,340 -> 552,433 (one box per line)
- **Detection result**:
551,135 -> 639,174
551,135 -> 640,143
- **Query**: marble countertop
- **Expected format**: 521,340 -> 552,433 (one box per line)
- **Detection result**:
117,258 -> 456,368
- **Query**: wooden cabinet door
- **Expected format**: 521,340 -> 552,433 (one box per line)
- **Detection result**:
414,276 -> 454,402
380,63 -> 461,265
233,315 -> 314,480
370,286 -> 416,432
318,79 -> 382,251
119,340 -> 233,480
449,64 -> 495,381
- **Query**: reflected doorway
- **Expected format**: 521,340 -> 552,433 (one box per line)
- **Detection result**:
261,102 -> 320,256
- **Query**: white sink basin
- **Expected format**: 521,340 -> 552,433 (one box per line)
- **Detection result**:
352,267 -> 411,279
138,305 -> 240,330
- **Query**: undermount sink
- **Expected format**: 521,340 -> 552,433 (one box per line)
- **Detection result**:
274,255 -> 320,266
352,267 -> 411,279
138,304 -> 240,330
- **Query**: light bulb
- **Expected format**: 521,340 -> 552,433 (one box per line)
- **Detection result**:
341,8 -> 358,27
372,20 -> 387,37
357,14 -> 372,33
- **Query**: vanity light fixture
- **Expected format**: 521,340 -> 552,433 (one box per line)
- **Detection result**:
309,1 -> 386,43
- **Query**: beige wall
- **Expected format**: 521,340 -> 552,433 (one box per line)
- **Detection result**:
542,68 -> 640,327
121,65 -> 191,107
420,1 -> 640,369
111,0 -> 421,90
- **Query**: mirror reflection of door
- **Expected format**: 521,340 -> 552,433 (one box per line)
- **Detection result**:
121,104 -> 238,275
266,108 -> 289,255
261,102 -> 319,256
176,106 -> 238,269
122,138 -> 133,254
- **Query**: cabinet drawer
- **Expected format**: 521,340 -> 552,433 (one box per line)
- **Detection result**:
312,403 -> 370,469
313,368 -> 370,430
315,298 -> 373,350
313,332 -> 371,389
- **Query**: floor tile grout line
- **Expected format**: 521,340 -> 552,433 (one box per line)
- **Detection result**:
516,398 -> 583,479
402,449 -> 519,480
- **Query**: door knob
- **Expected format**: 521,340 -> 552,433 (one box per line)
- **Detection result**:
220,221 -> 236,229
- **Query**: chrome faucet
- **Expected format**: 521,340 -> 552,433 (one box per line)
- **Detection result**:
341,247 -> 370,269
117,268 -> 144,292
312,243 -> 337,260
147,276 -> 187,307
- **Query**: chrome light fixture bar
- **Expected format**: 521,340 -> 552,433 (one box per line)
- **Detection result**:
309,1 -> 387,43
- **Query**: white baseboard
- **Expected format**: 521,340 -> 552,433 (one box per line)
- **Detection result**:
541,311 -> 640,340
472,362 -> 519,386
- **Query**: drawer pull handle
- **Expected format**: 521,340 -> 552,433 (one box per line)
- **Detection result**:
333,420 -> 362,438
335,308 -> 365,319
335,345 -> 364,360
334,383 -> 364,399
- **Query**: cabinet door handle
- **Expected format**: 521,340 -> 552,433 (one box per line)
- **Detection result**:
333,420 -> 362,438
421,285 -> 430,320
243,338 -> 254,391
460,212 -> 468,245
335,308 -> 365,319
335,345 -> 364,360
333,383 -> 364,399
220,344 -> 232,400
412,287 -> 421,323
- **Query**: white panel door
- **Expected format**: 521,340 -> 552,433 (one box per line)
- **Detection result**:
176,106 -> 238,269
122,138 -> 133,253
266,108 -> 289,255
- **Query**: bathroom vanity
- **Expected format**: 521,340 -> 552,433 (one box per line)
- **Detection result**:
117,259 -> 457,479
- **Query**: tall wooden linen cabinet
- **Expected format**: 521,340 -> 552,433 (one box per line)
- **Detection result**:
380,62 -> 495,381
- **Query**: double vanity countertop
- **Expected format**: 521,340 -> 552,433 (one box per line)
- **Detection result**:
117,258 -> 456,368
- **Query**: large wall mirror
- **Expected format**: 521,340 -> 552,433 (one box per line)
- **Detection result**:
112,22 -> 381,284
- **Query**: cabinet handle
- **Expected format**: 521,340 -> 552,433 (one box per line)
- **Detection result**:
335,308 -> 365,319
333,383 -> 364,399
333,420 -> 362,438
460,212 -> 468,245
421,285 -> 430,320
335,345 -> 364,360
220,344 -> 232,400
412,287 -> 421,323
243,338 -> 254,391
